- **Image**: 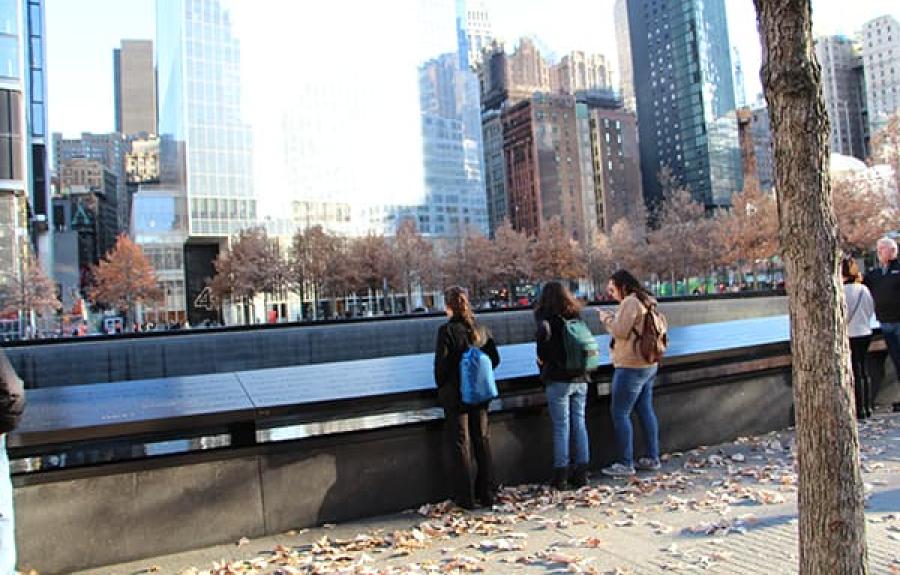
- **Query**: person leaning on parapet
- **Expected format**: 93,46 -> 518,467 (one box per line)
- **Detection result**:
864,236 -> 900,412
433,286 -> 500,510
534,281 -> 592,491
0,348 -> 25,572
842,257 -> 875,420
597,269 -> 662,477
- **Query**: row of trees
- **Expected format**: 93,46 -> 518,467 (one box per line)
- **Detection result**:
208,170 -> 896,318
0,234 -> 162,336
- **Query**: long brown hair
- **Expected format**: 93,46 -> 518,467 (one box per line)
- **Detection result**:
534,281 -> 582,320
609,269 -> 655,307
445,286 -> 486,345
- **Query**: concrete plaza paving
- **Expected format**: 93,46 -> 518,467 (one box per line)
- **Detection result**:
73,414 -> 900,575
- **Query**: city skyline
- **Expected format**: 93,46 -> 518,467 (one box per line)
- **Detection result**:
46,0 -> 900,139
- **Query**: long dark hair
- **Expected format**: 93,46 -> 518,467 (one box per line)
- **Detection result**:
445,286 -> 486,345
609,269 -> 655,307
534,281 -> 582,320
841,257 -> 861,284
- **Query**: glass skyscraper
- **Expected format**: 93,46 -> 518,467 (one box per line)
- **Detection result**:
627,0 -> 742,210
385,52 -> 487,237
156,0 -> 254,238
151,0 -> 254,324
0,0 -> 49,290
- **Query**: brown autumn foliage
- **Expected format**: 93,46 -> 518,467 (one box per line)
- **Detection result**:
832,173 -> 897,255
491,220 -> 533,303
346,233 -> 396,295
587,231 -> 616,294
715,185 -> 779,287
647,188 -> 708,285
529,216 -> 585,281
289,225 -> 348,318
90,234 -> 162,319
0,255 -> 62,317
608,214 -> 650,280
449,228 -> 495,302
209,227 -> 277,322
392,219 -> 437,308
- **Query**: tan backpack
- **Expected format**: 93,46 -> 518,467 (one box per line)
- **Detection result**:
631,303 -> 668,363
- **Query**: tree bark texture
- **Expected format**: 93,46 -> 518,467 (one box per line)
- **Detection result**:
754,1 -> 868,573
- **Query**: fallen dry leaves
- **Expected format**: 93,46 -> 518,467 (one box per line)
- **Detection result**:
147,418 -> 900,575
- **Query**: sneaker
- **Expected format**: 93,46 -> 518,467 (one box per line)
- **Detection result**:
600,463 -> 635,477
636,457 -> 661,471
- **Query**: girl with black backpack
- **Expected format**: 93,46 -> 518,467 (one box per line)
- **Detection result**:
434,286 -> 500,509
534,281 -> 592,490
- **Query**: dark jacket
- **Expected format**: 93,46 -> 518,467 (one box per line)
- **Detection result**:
0,349 -> 25,434
864,258 -> 900,324
434,317 -> 500,410
535,314 -> 590,384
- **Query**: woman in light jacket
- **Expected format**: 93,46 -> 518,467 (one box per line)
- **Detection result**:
597,269 -> 660,477
842,257 -> 876,419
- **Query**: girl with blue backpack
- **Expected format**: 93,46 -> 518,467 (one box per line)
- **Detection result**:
434,286 -> 500,509
534,281 -> 594,490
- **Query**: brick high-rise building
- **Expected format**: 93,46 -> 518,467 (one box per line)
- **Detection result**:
114,40 -> 157,136
502,94 -> 597,243
586,103 -> 643,232
551,52 -> 614,95
480,37 -> 553,111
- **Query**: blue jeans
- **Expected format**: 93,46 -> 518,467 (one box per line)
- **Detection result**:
0,436 -> 14,573
881,323 -> 900,385
610,366 -> 660,467
545,382 -> 590,469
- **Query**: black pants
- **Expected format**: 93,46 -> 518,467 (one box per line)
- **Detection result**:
850,335 -> 872,418
443,403 -> 494,507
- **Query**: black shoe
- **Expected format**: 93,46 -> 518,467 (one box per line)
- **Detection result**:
551,467 -> 569,490
570,465 -> 589,488
893,402 -> 900,413
455,498 -> 477,510
477,489 -> 496,508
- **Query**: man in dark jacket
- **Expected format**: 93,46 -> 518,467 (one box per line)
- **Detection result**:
0,348 -> 25,572
864,236 -> 900,412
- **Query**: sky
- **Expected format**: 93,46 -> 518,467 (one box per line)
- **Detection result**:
46,0 -> 900,138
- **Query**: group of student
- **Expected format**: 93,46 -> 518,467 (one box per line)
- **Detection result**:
433,270 -> 664,509
433,235 -> 900,509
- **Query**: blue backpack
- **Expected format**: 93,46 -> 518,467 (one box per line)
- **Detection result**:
460,346 -> 498,405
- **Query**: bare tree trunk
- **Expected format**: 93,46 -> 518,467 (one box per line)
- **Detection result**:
754,2 -> 867,573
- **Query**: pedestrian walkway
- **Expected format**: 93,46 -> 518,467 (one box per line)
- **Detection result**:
73,415 -> 900,575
